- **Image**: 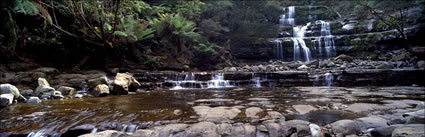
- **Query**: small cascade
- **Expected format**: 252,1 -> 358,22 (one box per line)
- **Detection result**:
169,73 -> 198,90
250,73 -> 262,88
280,6 -> 295,25
273,39 -> 283,60
207,73 -> 232,88
319,21 -> 336,58
293,23 -> 312,62
325,73 -> 333,87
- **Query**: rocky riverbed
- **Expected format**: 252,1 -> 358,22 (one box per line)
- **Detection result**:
0,87 -> 424,137
1,53 -> 425,137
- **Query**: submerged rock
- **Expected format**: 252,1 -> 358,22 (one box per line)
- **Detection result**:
417,60 -> 425,68
92,84 -> 110,97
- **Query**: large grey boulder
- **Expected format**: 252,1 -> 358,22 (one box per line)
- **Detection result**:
0,94 -> 14,107
0,84 -> 21,98
280,120 -> 311,137
112,73 -> 141,95
0,84 -> 25,101
371,125 -> 402,137
92,84 -> 110,97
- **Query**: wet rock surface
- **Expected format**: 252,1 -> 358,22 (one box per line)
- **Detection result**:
0,86 -> 423,137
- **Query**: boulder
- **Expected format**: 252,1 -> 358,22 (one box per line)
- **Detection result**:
354,116 -> 388,130
88,76 -> 108,89
327,120 -> 361,137
37,78 -> 50,87
57,86 -> 76,96
92,84 -> 110,97
335,54 -> 354,62
0,84 -> 21,98
403,109 -> 425,124
245,107 -> 263,118
193,106 -> 241,123
392,124 -> 425,137
35,85 -> 55,97
21,89 -> 34,97
417,60 -> 425,68
280,120 -> 311,137
0,94 -> 14,107
185,122 -> 218,137
297,65 -> 309,70
306,60 -> 320,67
231,123 -> 256,137
112,73 -> 141,95
370,125 -> 402,137
27,97 -> 41,104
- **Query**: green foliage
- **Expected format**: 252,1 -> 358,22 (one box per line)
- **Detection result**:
151,13 -> 201,47
11,0 -> 39,16
195,43 -> 219,54
175,0 -> 205,21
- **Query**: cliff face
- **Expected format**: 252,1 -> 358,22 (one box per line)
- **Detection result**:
231,6 -> 425,62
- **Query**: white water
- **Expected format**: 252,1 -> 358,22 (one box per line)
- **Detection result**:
273,39 -> 283,60
169,73 -> 198,90
293,24 -> 312,62
250,73 -> 262,88
27,131 -> 46,137
280,6 -> 295,25
320,21 -> 336,58
325,73 -> 333,87
207,73 -> 232,88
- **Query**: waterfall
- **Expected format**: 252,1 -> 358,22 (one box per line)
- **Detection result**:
293,24 -> 312,62
250,73 -> 262,88
207,73 -> 232,88
280,6 -> 295,25
319,21 -> 336,58
325,73 -> 333,87
169,73 -> 197,90
273,39 -> 283,60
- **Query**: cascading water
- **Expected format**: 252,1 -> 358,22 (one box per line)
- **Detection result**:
207,73 -> 232,88
320,21 -> 336,58
169,73 -> 197,90
273,39 -> 283,60
280,6 -> 295,25
293,23 -> 312,62
325,73 -> 333,87
250,73 -> 262,88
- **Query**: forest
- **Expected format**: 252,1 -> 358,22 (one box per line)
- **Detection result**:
1,0 -> 423,71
